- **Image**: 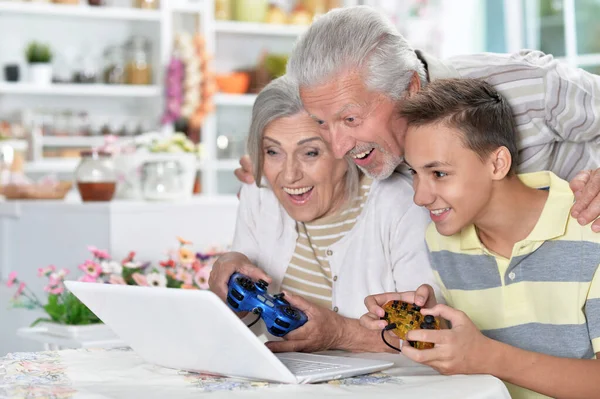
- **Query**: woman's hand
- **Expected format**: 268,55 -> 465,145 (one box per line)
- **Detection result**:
208,251 -> 271,303
360,284 -> 438,331
265,291 -> 346,353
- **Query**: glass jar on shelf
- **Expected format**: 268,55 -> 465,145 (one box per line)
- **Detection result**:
75,151 -> 117,202
103,45 -> 126,84
134,0 -> 159,10
141,159 -> 186,201
125,36 -> 152,85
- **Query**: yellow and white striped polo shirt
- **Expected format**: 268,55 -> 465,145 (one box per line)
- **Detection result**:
425,171 -> 600,399
281,175 -> 372,310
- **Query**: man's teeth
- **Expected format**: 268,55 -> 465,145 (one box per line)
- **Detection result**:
352,149 -> 373,159
431,208 -> 450,216
283,186 -> 313,195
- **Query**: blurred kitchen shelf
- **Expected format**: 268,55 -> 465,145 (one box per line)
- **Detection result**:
214,20 -> 307,37
214,93 -> 257,106
170,3 -> 204,14
0,139 -> 28,151
0,2 -> 161,21
40,136 -> 130,148
24,159 -> 79,174
0,83 -> 162,97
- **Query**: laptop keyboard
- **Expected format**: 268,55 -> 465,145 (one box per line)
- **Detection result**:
276,356 -> 350,375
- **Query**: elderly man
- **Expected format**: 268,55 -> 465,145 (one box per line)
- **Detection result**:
236,5 -> 600,232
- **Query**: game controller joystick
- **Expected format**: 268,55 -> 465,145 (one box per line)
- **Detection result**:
226,273 -> 308,337
381,300 -> 440,349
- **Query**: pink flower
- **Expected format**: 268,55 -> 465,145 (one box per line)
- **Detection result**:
78,260 -> 102,278
44,279 -> 64,294
6,271 -> 17,287
194,267 -> 211,290
13,282 -> 26,299
49,285 -> 64,295
37,265 -> 56,277
49,268 -> 70,281
176,269 -> 193,286
87,246 -> 110,260
132,273 -> 148,286
109,275 -> 127,285
78,274 -> 98,283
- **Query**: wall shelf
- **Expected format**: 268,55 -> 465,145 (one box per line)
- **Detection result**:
0,2 -> 161,21
0,83 -> 162,98
214,21 -> 307,37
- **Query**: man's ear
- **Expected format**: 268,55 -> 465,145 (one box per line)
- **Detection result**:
490,146 -> 512,180
408,71 -> 421,95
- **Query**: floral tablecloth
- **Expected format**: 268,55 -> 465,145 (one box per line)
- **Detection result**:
0,348 -> 510,399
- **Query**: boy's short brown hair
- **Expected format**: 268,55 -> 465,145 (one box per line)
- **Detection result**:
400,78 -> 518,174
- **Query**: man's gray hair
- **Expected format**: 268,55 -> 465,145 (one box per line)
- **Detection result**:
247,76 -> 359,203
287,5 -> 426,99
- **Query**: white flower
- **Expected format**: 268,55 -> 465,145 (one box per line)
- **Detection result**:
101,261 -> 122,275
123,261 -> 142,269
146,273 -> 167,288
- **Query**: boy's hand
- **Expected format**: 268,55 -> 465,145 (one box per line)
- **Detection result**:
401,304 -> 493,375
570,168 -> 600,232
360,285 -> 437,331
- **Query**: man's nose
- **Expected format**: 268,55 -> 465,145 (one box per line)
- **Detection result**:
329,125 -> 356,159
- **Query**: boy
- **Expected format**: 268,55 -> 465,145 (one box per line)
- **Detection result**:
360,78 -> 600,399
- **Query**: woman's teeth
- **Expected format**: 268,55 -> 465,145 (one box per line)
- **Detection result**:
431,208 -> 450,216
352,148 -> 373,159
283,186 -> 313,195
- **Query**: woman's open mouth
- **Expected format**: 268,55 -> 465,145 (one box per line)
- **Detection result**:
283,186 -> 314,205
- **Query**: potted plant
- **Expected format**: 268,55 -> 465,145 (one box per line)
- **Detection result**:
25,41 -> 53,85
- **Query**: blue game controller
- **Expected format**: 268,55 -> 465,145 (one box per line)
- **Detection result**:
226,272 -> 308,337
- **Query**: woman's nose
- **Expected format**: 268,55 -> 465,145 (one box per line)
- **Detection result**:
283,158 -> 302,183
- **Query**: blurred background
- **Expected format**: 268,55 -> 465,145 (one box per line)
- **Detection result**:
0,0 -> 597,355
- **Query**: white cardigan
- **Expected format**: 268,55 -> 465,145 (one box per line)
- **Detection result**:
231,173 -> 438,320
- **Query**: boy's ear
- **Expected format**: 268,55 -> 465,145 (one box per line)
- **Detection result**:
490,147 -> 512,180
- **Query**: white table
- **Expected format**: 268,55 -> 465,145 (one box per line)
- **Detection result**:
0,348 -> 511,399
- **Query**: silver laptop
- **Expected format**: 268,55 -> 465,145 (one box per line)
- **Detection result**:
65,281 -> 394,384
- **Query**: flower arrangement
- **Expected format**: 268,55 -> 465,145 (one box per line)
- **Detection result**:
6,237 -> 225,326
6,267 -> 100,327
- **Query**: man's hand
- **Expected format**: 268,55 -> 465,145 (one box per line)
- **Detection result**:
208,252 -> 271,303
234,155 -> 255,185
401,304 -> 495,375
265,291 -> 346,353
360,285 -> 438,331
570,168 -> 600,232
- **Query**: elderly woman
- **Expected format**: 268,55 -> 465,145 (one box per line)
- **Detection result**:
209,76 -> 436,353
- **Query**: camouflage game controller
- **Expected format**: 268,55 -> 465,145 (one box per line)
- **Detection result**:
381,300 -> 440,349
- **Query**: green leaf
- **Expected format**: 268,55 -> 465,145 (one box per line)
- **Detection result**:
30,317 -> 56,328
43,294 -> 65,322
